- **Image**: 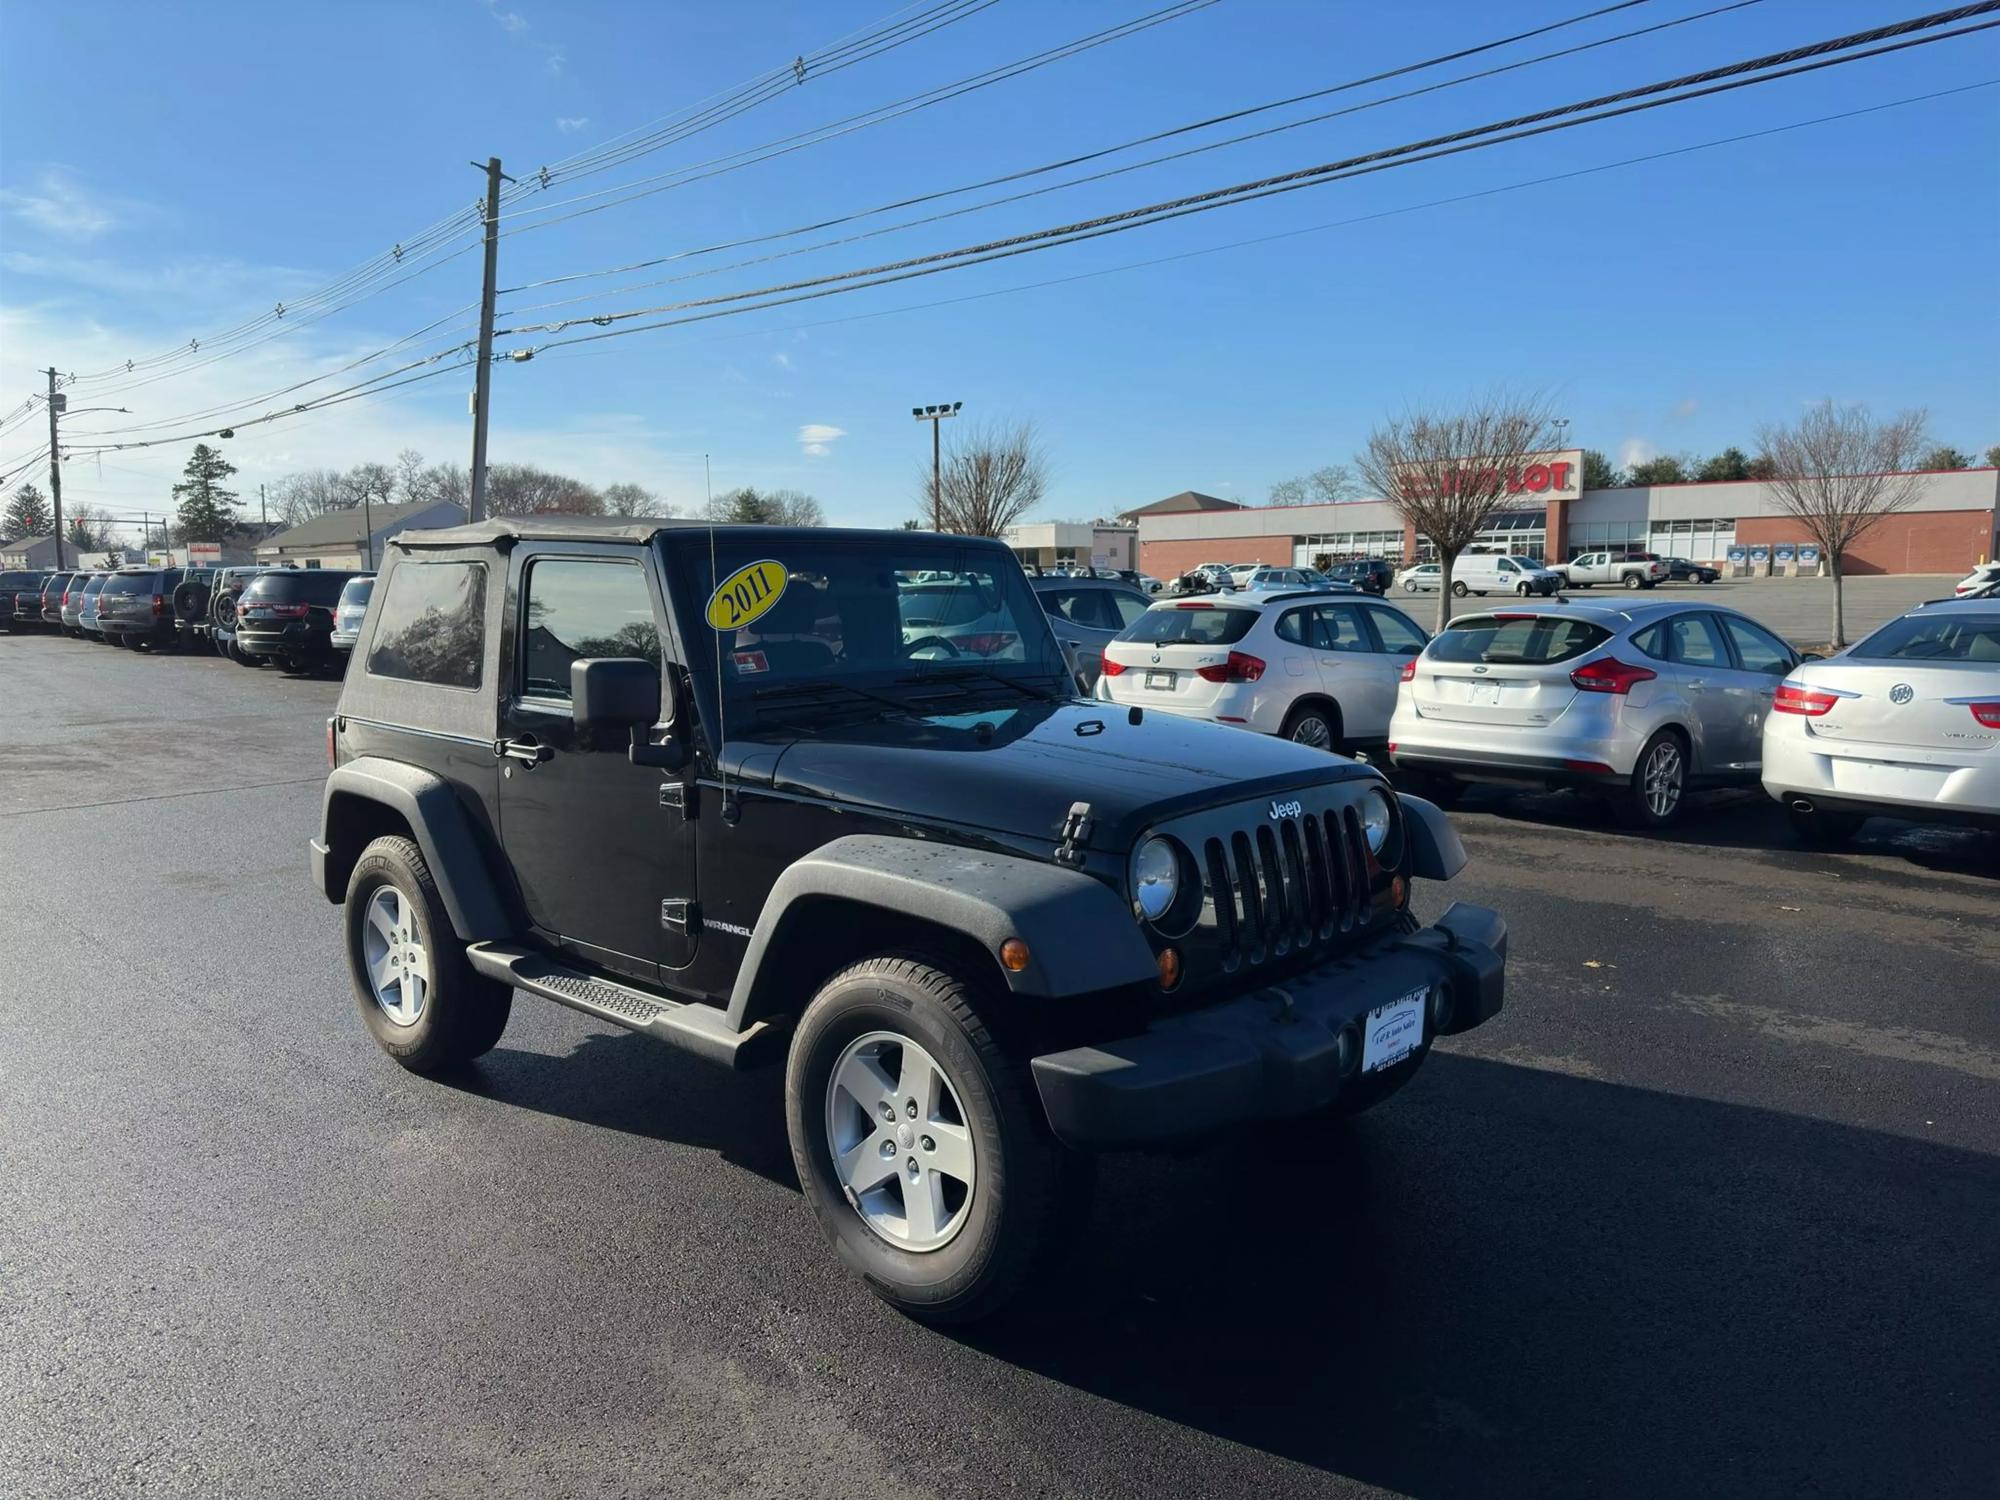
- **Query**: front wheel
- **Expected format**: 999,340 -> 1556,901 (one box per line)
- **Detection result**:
1450,580 -> 1469,597
1516,582 -> 1533,596
787,954 -> 1091,1324
344,835 -> 512,1073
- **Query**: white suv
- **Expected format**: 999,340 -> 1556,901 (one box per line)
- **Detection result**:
1099,589 -> 1431,754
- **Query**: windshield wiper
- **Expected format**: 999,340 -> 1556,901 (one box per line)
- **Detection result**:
895,664 -> 1066,702
750,679 -> 910,713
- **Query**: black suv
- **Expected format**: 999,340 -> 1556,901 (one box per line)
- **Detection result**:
235,567 -> 363,672
311,518 -> 1507,1321
0,570 -> 52,631
1318,558 -> 1396,594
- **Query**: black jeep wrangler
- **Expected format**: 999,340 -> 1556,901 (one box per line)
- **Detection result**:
310,517 -> 1507,1321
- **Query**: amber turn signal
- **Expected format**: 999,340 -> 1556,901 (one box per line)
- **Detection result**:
999,938 -> 1031,972
1157,946 -> 1182,991
1391,876 -> 1408,907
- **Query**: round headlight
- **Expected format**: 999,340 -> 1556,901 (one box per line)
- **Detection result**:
1360,786 -> 1395,855
1131,836 -> 1181,923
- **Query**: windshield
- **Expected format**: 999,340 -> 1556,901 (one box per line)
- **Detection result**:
1847,610 -> 2000,663
668,537 -> 1067,715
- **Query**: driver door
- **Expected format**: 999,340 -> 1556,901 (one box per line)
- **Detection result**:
497,550 -> 697,981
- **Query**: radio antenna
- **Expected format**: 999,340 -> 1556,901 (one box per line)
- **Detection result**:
706,453 -> 732,821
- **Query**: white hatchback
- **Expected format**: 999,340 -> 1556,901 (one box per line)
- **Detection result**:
1762,597 -> 2000,842
1098,589 -> 1431,754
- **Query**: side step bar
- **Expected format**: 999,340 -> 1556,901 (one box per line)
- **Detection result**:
466,942 -> 781,1070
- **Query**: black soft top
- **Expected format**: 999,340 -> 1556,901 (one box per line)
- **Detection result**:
393,515 -> 1010,552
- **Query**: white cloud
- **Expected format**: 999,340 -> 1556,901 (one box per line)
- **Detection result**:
543,48 -> 565,75
478,0 -> 527,32
1669,396 -> 1699,421
1617,437 -> 1656,471
0,167 -> 130,242
797,422 -> 844,456
770,351 -> 792,370
1,251 -> 312,302
555,116 -> 589,134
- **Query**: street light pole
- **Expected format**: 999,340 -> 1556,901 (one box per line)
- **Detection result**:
40,378 -> 129,569
912,401 -> 961,530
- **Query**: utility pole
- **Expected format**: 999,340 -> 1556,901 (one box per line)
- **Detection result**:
259,482 -> 267,529
45,369 -> 64,570
362,488 -> 375,570
467,156 -> 512,523
912,401 -> 961,530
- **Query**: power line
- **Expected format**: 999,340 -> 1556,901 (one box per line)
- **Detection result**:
502,8 -> 2000,354
494,1 -> 1225,236
498,0 -> 1761,320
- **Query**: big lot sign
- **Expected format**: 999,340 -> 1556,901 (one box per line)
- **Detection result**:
1395,448 -> 1584,504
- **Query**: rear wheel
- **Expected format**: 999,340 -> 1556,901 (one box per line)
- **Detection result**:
787,954 -> 1091,1323
1282,702 -> 1342,754
1788,805 -> 1863,846
1618,730 -> 1688,828
1623,572 -> 1645,590
344,835 -> 511,1073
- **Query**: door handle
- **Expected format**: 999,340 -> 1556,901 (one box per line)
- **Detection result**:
496,736 -> 553,767
1684,678 -> 1705,689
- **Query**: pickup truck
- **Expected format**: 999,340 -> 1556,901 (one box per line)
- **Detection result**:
1551,551 -> 1666,590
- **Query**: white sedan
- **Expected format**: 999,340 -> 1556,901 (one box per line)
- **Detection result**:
1396,563 -> 1442,594
1761,597 -> 2000,842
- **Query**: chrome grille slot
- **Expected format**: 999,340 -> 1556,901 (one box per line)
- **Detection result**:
1278,818 -> 1313,944
1203,838 -> 1237,955
1230,831 -> 1264,961
1341,806 -> 1370,928
1253,826 -> 1287,951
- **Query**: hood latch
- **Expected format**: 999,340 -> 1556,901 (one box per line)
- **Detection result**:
1055,801 -> 1093,867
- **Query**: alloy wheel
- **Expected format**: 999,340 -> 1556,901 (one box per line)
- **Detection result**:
824,1030 -> 976,1253
1290,714 -> 1334,750
1643,740 -> 1684,820
361,885 -> 429,1027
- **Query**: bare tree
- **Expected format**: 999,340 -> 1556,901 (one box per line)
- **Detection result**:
394,448 -> 430,502
1267,463 -> 1360,507
602,482 -> 673,518
704,487 -> 821,525
270,469 -> 346,526
1353,391 -> 1562,629
336,462 -> 397,509
487,462 -> 603,516
929,421 -> 1049,537
1756,401 -> 1929,647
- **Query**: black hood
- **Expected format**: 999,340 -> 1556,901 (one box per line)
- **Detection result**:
724,700 -> 1377,851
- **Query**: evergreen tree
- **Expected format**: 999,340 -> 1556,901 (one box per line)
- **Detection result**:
3,482 -> 54,537
172,444 -> 241,541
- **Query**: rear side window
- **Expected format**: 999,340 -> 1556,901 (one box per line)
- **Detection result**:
1119,606 -> 1259,646
339,577 -> 376,607
366,562 -> 488,690
1847,611 -> 2000,663
1429,615 -> 1611,665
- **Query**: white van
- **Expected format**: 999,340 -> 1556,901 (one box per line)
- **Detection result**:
1449,553 -> 1562,598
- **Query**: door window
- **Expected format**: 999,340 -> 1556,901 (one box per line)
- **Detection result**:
1718,615 -> 1794,675
519,558 -> 660,702
1663,613 -> 1728,667
1313,604 -> 1373,652
1364,606 -> 1429,654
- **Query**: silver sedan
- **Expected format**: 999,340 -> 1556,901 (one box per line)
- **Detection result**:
1388,598 -> 1806,826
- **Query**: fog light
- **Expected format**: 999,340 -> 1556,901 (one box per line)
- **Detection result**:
1157,947 -> 1182,991
1000,938 -> 1031,972
1428,984 -> 1452,1032
1337,1022 -> 1361,1078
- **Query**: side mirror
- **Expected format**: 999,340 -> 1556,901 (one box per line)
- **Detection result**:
1798,651 -> 1824,663
571,658 -> 660,734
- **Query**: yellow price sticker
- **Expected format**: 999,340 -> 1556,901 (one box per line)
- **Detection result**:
705,559 -> 788,632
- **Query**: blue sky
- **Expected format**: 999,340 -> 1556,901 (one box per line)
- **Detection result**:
2,0 -> 1996,540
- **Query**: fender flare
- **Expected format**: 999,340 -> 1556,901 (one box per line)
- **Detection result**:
314,758 -> 509,939
726,835 -> 1159,1028
1399,794 -> 1466,882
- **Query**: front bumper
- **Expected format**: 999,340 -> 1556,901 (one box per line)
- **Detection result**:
1030,901 -> 1506,1149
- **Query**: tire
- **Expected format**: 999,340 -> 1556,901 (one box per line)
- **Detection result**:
1450,580 -> 1469,597
1516,582 -> 1533,596
1617,729 -> 1689,829
1282,701 -> 1343,754
1623,573 -> 1644,590
1788,805 -> 1863,846
1404,579 -> 1420,594
173,579 -> 210,620
786,953 -> 1092,1324
344,835 -> 511,1073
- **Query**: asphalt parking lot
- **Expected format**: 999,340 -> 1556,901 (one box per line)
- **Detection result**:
3,632 -> 1996,1499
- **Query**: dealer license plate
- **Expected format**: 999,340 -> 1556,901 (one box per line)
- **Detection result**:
1362,988 -> 1427,1073
1145,669 -> 1176,690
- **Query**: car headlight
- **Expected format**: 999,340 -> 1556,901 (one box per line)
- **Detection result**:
1359,786 -> 1396,856
1130,836 -> 1181,923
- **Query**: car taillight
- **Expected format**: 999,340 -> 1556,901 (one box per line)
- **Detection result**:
1772,682 -> 1845,717
1570,657 -> 1657,695
1959,700 -> 2000,729
1398,659 -> 1417,682
1099,656 -> 1128,677
1196,651 -> 1265,683
954,632 -> 1017,656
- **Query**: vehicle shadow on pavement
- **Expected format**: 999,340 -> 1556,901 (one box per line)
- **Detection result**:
441,1035 -> 801,1191
1457,784 -> 2000,878
961,1053 -> 1999,1499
